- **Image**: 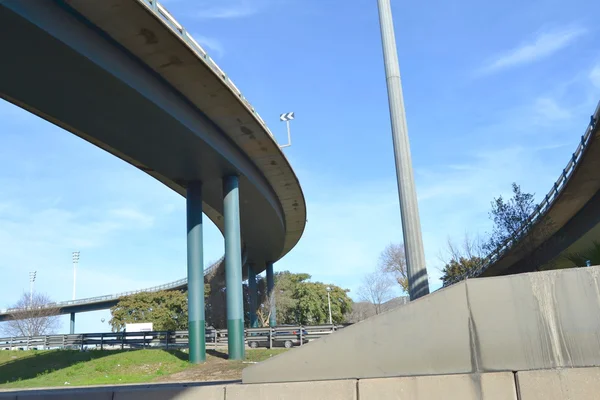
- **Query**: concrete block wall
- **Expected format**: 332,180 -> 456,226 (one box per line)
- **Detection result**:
517,367 -> 600,400
3,368 -> 600,399
244,266 -> 600,383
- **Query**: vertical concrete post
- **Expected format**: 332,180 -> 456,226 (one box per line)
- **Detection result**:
266,262 -> 276,327
377,0 -> 429,300
248,264 -> 258,328
224,175 -> 245,360
69,312 -> 75,334
187,181 -> 206,364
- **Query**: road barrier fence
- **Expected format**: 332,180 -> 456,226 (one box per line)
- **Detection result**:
0,324 -> 345,351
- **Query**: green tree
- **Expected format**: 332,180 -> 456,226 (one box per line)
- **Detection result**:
440,235 -> 485,286
441,257 -> 484,286
109,290 -> 188,332
273,271 -> 352,325
484,183 -> 537,254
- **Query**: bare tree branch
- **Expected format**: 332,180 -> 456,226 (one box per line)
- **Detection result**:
1,292 -> 60,337
357,272 -> 394,315
378,243 -> 409,293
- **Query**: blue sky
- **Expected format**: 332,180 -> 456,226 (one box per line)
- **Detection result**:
1,0 -> 600,333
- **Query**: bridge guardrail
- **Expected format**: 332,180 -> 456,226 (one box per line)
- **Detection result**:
446,100 -> 600,285
0,325 -> 341,351
0,258 -> 224,315
138,0 -> 276,139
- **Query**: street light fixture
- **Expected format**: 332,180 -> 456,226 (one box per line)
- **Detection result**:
72,251 -> 80,300
29,271 -> 37,305
326,287 -> 332,325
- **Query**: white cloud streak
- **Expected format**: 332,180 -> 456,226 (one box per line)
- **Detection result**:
192,35 -> 225,58
480,26 -> 586,74
196,0 -> 263,19
533,97 -> 572,121
591,64 -> 600,89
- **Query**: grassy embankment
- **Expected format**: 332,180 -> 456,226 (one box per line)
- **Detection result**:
0,348 -> 286,389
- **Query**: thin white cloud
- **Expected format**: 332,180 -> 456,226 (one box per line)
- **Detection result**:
480,26 -> 586,74
533,97 -> 571,121
108,208 -> 154,229
192,34 -> 225,58
590,64 -> 600,89
196,0 -> 262,19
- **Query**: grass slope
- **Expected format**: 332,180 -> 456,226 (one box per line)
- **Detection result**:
0,348 -> 286,389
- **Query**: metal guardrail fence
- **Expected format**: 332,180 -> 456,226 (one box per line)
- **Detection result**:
446,101 -> 600,285
0,258 -> 224,315
138,0 -> 275,139
0,325 -> 343,351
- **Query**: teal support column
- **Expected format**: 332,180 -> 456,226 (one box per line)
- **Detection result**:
266,262 -> 276,327
248,264 -> 258,328
70,312 -> 75,334
187,181 -> 206,364
224,175 -> 245,360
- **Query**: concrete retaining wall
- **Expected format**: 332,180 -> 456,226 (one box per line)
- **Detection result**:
3,368 -> 600,399
244,266 -> 600,383
517,367 -> 600,400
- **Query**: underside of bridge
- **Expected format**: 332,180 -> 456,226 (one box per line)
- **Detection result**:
477,102 -> 600,278
0,0 -> 304,364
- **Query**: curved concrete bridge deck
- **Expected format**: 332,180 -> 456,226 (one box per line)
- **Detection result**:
0,0 -> 305,359
448,101 -> 600,282
0,0 -> 306,268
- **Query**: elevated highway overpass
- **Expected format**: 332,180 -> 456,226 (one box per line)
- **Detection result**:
0,258 -> 221,322
0,0 -> 306,363
446,101 -> 600,284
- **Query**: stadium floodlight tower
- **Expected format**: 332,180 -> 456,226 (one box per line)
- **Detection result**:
29,271 -> 37,304
377,0 -> 429,300
72,251 -> 80,300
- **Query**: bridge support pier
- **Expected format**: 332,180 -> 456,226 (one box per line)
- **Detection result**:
248,264 -> 258,328
70,312 -> 75,334
224,175 -> 245,360
266,262 -> 276,327
187,181 -> 206,364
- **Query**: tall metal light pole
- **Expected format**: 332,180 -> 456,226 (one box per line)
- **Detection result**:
377,0 -> 429,300
72,251 -> 80,300
29,271 -> 37,305
326,287 -> 333,325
